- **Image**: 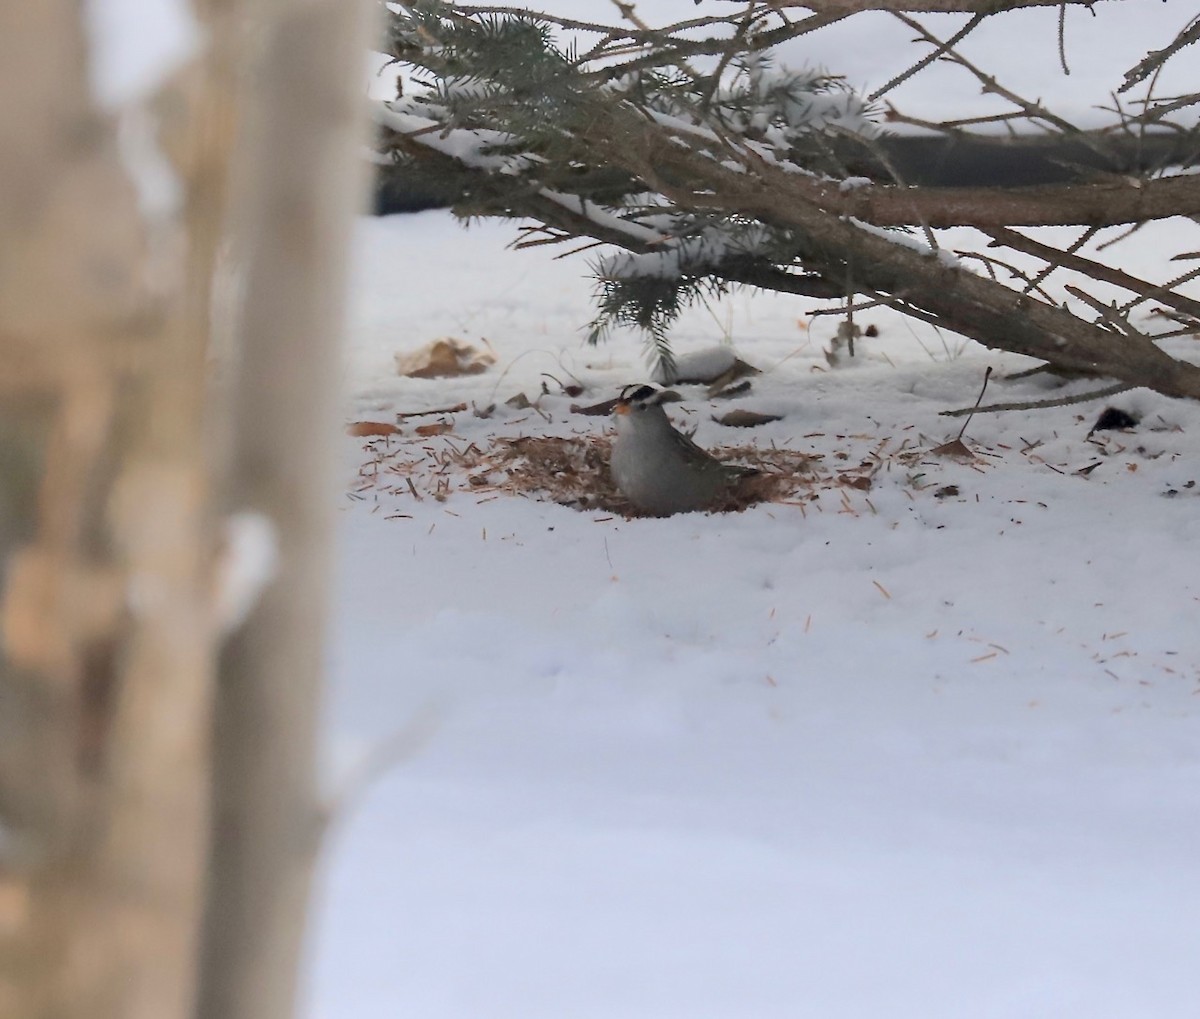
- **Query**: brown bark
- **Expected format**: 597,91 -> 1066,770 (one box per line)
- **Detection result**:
789,172 -> 1200,229
985,226 -> 1200,323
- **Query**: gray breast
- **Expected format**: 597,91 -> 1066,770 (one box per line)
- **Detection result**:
611,412 -> 731,515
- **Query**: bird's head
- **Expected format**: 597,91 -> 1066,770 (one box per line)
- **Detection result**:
614,383 -> 684,415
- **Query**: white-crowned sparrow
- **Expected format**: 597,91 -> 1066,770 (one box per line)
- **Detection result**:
610,384 -> 755,516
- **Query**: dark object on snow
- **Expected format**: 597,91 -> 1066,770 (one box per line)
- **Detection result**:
713,409 -> 783,428
710,379 -> 753,400
1090,406 -> 1139,433
571,397 -> 620,416
372,130 -> 1198,214
373,166 -> 464,214
837,130 -> 1193,189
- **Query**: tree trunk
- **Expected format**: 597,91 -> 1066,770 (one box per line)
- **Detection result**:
196,3 -> 374,1019
0,3 -> 220,1018
0,3 -> 374,1019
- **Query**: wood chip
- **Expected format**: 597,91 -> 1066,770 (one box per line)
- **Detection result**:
347,421 -> 400,437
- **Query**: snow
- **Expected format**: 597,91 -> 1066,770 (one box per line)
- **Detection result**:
596,223 -> 780,281
651,345 -> 737,385
82,0 -> 198,217
307,212 -> 1200,1019
848,215 -> 962,268
538,190 -> 665,246
375,106 -> 534,174
82,0 -> 198,108
213,511 -> 279,634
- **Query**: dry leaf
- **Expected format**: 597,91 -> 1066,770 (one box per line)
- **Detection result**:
347,421 -> 400,437
395,337 -> 496,379
930,439 -> 975,461
840,474 -> 873,491
714,409 -> 783,428
415,421 -> 454,437
571,397 -> 620,416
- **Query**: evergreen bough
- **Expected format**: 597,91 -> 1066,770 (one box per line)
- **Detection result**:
375,0 -> 1200,400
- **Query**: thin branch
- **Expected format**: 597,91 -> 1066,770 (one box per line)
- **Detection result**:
869,12 -> 985,103
699,1 -> 764,110
987,225 -> 1200,322
762,0 -> 1111,12
940,381 -> 1132,416
1139,92 -> 1200,126
452,4 -> 737,38
1117,263 -> 1200,318
1064,284 -> 1139,337
1056,1 -> 1070,76
592,9 -> 850,82
957,250 -> 1058,304
319,704 -> 443,835
1022,225 -> 1099,295
1120,14 -> 1200,93
883,106 -> 1031,133
893,12 -> 1095,148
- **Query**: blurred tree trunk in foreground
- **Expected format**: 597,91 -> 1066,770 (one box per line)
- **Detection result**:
0,2 -> 371,1019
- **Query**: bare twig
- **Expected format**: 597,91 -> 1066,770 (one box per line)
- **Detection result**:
1064,284 -> 1138,337
1117,263 -> 1200,318
940,381 -> 1132,416
987,226 -> 1200,322
396,403 -> 469,419
869,12 -> 985,103
1120,14 -> 1200,94
319,703 -> 443,835
954,365 -> 992,439
1021,225 -> 1099,295
957,251 -> 1058,304
1056,1 -> 1070,76
765,0 -> 1110,12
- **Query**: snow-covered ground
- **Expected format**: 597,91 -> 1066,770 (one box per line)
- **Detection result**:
306,211 -> 1200,1019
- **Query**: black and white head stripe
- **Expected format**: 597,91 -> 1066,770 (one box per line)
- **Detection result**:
619,383 -> 660,404
618,383 -> 682,407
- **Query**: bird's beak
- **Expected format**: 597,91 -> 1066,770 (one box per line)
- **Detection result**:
614,401 -> 631,415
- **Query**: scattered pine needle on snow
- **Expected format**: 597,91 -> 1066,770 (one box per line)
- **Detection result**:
349,431 -> 923,516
